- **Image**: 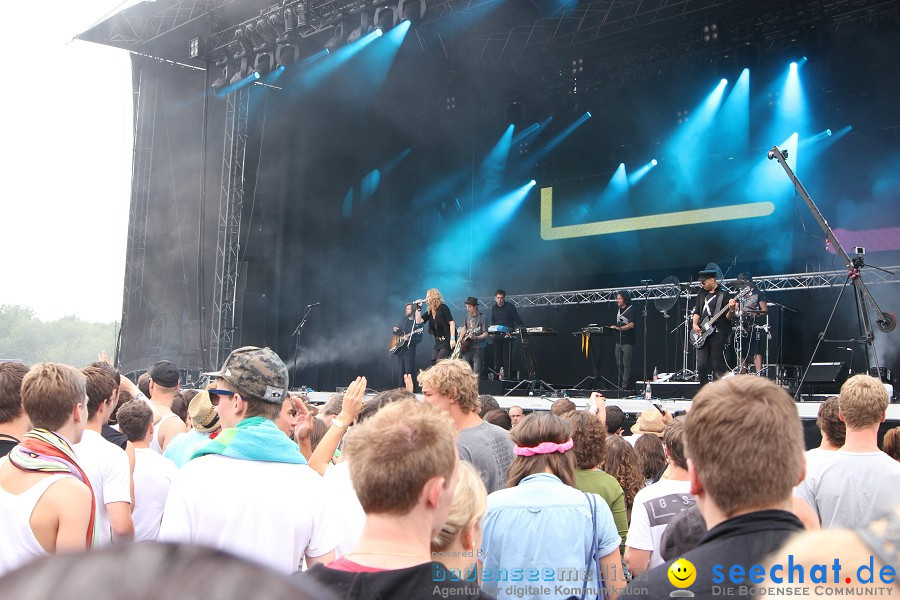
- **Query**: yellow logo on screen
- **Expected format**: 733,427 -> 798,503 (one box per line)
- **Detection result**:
539,187 -> 774,240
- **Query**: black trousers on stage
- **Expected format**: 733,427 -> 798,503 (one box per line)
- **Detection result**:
493,336 -> 513,374
697,331 -> 728,386
431,341 -> 451,365
395,348 -> 417,388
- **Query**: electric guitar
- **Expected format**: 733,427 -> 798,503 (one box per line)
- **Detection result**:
690,288 -> 750,349
450,327 -> 479,359
389,326 -> 423,355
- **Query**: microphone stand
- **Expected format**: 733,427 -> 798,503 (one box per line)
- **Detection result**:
292,304 -> 318,386
640,279 -> 652,385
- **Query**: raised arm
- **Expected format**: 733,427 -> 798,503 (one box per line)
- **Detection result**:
307,376 -> 365,476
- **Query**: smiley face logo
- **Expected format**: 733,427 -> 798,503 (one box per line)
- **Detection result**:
667,558 -> 696,589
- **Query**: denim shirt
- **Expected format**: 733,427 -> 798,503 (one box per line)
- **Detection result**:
481,473 -> 621,600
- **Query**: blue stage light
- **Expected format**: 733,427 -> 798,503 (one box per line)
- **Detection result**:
650,159 -> 658,166
586,111 -> 592,118
826,128 -> 832,136
530,180 -> 537,186
374,27 -> 384,36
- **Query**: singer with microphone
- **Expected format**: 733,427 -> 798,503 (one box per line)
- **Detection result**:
416,288 -> 455,365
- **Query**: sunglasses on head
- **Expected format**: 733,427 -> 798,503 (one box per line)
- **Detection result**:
207,389 -> 235,406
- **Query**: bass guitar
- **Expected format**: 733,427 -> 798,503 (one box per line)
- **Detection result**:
690,288 -> 750,349
389,326 -> 423,355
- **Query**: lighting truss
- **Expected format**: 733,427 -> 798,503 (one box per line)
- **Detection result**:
444,266 -> 900,310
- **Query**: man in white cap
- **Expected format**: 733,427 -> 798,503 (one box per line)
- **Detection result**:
158,346 -> 337,574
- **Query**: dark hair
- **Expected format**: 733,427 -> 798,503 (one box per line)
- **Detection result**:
89,362 -> 121,388
357,388 -> 416,423
883,426 -> 900,461
617,290 -> 631,305
663,417 -> 689,470
137,372 -> 151,398
483,409 -> 512,430
565,411 -> 607,470
816,396 -> 846,446
111,390 -> 134,424
0,542 -> 330,600
605,406 -> 626,434
495,289 -> 506,297
117,401 -> 153,442
171,390 -> 189,424
635,433 -> 667,483
507,413 -> 575,487
478,394 -> 500,417
0,361 -> 29,424
83,366 -> 118,421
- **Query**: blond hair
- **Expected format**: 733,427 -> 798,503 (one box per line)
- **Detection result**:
21,363 -> 86,431
431,461 -> 487,552
418,359 -> 480,414
686,375 -> 804,517
345,399 -> 456,515
839,374 -> 888,430
425,288 -> 444,317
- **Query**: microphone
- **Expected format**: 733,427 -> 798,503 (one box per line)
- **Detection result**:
306,302 -> 320,308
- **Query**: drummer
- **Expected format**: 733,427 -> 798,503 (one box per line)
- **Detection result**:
734,273 -> 768,374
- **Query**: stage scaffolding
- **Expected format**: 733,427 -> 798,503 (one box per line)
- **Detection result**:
447,266 -> 900,309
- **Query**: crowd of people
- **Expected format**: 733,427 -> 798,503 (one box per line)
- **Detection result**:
0,350 -> 898,599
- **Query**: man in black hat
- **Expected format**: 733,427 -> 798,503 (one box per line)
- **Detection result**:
146,360 -> 187,454
691,269 -> 737,386
457,297 -> 489,378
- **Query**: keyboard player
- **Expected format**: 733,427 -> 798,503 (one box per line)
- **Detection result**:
491,289 -> 524,377
610,290 -> 636,391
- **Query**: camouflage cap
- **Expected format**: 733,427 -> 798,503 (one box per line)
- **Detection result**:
203,346 -> 288,405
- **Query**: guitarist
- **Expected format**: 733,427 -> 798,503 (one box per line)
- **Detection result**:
692,268 -> 737,386
458,297 -> 489,378
392,303 -> 423,388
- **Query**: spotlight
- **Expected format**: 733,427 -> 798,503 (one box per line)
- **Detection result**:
790,61 -> 797,69
826,128 -> 832,136
398,0 -> 427,25
720,78 -> 728,85
651,159 -> 658,166
275,42 -> 299,69
374,6 -> 397,33
325,20 -> 346,50
374,27 -> 384,36
530,180 -> 536,186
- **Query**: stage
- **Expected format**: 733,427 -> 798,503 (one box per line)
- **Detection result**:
74,1 -> 900,392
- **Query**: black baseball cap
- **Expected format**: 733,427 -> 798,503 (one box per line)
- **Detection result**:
148,360 -> 180,387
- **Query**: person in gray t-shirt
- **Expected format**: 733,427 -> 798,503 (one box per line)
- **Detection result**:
419,359 -> 514,494
795,374 -> 900,528
458,420 -> 514,493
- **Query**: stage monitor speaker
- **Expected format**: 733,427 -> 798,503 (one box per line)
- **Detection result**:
802,361 -> 849,394
479,379 -> 504,396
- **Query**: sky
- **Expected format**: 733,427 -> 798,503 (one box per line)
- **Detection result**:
0,1 -> 136,323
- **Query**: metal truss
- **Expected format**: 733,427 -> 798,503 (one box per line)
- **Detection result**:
423,0 -> 899,92
447,266 -> 900,309
209,87 -> 251,368
86,0 -> 232,48
117,66 -> 159,371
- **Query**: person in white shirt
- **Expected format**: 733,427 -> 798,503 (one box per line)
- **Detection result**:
158,346 -> 337,574
116,400 -> 177,541
625,417 -> 694,576
145,361 -> 187,453
797,374 -> 900,528
0,363 -> 93,575
74,367 -> 134,546
804,396 -> 845,472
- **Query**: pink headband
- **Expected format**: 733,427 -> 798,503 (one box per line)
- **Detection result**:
514,438 -> 574,457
